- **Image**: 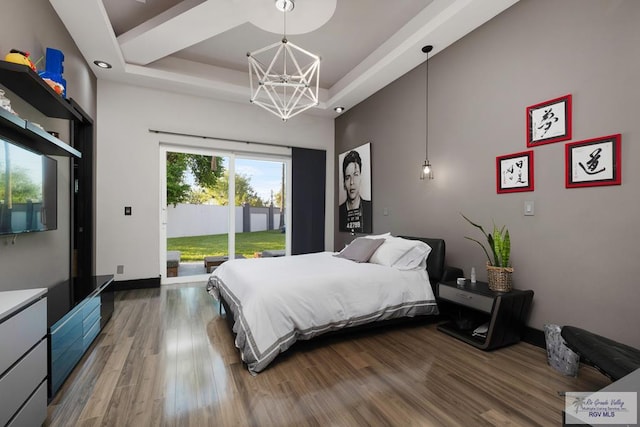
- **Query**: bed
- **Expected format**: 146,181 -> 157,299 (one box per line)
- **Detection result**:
207,235 -> 459,374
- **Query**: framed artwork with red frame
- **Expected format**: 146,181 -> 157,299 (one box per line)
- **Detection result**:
565,134 -> 621,188
526,94 -> 572,147
496,150 -> 534,194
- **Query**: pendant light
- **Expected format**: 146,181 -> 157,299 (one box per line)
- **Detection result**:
420,45 -> 434,180
247,0 -> 320,121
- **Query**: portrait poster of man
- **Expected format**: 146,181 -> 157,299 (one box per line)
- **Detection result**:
338,142 -> 372,233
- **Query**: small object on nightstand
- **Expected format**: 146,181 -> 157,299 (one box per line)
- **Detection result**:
456,277 -> 465,286
472,322 -> 489,338
470,267 -> 476,283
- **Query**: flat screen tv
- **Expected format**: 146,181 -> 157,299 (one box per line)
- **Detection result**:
0,137 -> 57,235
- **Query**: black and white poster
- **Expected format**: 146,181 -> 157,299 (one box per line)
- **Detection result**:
338,142 -> 372,233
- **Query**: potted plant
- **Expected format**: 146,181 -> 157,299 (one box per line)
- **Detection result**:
460,213 -> 513,292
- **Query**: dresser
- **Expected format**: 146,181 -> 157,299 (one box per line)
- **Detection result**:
0,288 -> 48,427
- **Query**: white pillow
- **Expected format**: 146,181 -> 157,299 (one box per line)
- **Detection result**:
361,232 -> 391,240
369,237 -> 431,270
334,237 -> 385,263
393,242 -> 431,270
369,236 -> 412,266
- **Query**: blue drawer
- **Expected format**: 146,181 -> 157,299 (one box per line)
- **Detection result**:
83,304 -> 100,335
47,276 -> 115,399
50,334 -> 83,394
49,300 -> 91,395
82,296 -> 100,318
50,309 -> 83,364
83,319 -> 101,351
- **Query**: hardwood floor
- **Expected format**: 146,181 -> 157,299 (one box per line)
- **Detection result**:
46,284 -> 610,426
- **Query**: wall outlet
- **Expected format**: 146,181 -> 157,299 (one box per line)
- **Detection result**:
117,265 -> 124,274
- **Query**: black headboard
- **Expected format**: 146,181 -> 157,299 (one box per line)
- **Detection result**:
398,236 -> 446,283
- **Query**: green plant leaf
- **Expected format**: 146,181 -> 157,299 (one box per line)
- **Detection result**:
487,232 -> 498,266
493,226 -> 503,266
461,213 -> 510,267
502,230 -> 510,267
461,213 -> 487,235
464,236 -> 492,265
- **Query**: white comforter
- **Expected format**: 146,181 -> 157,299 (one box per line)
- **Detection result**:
207,251 -> 438,373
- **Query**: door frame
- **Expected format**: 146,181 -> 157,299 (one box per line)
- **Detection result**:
159,139 -> 291,285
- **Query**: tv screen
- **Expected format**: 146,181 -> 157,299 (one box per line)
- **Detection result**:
0,138 -> 57,235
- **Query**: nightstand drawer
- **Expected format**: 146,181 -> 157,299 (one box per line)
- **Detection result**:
438,285 -> 494,313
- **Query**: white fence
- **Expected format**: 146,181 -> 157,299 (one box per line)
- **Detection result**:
167,204 -> 282,238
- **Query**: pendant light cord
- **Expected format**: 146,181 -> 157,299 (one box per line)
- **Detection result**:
283,6 -> 287,40
283,8 -> 288,97
425,48 -> 429,160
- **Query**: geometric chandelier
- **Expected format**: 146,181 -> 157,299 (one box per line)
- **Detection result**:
247,0 -> 320,121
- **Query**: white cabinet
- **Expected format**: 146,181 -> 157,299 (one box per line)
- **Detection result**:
0,289 -> 47,427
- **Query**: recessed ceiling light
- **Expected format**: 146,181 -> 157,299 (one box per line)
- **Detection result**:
93,60 -> 112,69
334,106 -> 345,113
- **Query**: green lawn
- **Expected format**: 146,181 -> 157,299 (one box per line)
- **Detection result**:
167,230 -> 285,262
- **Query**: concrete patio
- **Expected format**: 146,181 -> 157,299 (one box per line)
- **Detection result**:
177,261 -> 207,277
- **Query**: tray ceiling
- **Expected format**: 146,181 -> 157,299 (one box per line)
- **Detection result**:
50,0 -> 518,117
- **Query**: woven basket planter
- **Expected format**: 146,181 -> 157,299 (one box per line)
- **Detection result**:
486,263 -> 513,292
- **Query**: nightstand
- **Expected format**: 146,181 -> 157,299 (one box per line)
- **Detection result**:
436,280 -> 534,350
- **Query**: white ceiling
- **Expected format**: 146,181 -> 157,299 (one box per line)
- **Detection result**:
50,0 -> 518,118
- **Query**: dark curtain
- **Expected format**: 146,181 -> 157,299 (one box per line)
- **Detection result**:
291,147 -> 326,254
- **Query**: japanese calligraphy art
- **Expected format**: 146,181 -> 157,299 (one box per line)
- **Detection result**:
566,134 -> 621,188
496,150 -> 534,194
527,94 -> 572,147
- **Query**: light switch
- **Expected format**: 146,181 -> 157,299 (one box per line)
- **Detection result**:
383,207 -> 389,216
124,206 -> 132,216
524,201 -> 534,216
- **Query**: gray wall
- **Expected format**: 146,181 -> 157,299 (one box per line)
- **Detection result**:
0,0 -> 97,291
335,0 -> 640,348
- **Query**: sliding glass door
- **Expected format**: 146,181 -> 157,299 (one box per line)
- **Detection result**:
163,149 -> 229,281
160,144 -> 290,284
233,157 -> 286,261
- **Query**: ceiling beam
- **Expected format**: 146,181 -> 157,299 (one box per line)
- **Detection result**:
118,0 -> 247,66
50,0 -> 125,72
